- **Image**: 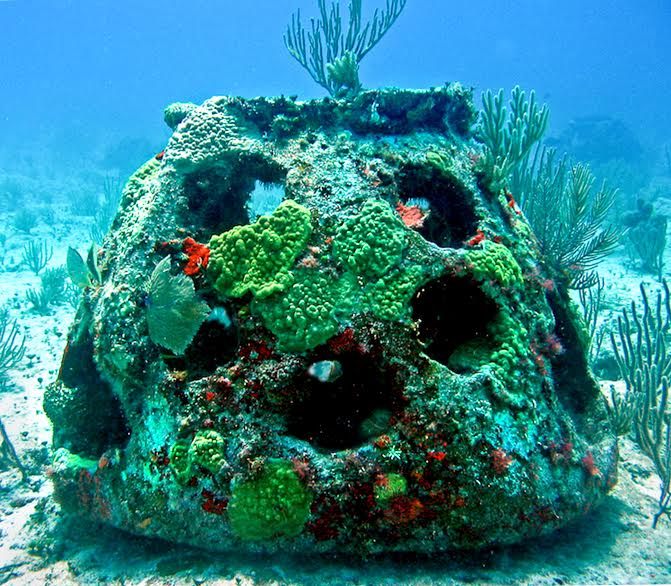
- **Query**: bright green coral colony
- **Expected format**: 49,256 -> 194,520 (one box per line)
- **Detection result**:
228,459 -> 312,540
208,199 -> 312,299
45,87 -> 617,555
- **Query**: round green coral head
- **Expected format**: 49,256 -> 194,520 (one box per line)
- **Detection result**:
228,459 -> 312,541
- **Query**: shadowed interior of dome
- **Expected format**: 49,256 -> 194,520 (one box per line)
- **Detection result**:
411,275 -> 499,367
182,161 -> 286,237
52,330 -> 130,457
546,290 -> 599,414
398,162 -> 479,248
284,348 -> 399,451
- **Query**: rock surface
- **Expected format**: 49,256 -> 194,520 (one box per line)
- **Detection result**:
45,85 -> 617,554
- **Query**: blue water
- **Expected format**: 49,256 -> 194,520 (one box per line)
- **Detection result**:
1,0 -> 669,157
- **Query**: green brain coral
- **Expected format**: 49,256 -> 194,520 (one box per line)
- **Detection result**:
364,266 -> 425,320
228,459 -> 312,541
334,199 -> 407,277
467,242 -> 522,286
253,268 -> 345,351
208,200 -> 312,299
188,430 -> 226,474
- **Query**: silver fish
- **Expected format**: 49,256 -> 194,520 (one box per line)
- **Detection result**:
308,360 -> 343,383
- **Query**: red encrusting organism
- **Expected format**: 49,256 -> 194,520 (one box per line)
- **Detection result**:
396,202 -> 428,230
581,452 -> 602,478
466,229 -> 486,247
201,489 -> 227,515
491,448 -> 513,475
182,237 -> 210,276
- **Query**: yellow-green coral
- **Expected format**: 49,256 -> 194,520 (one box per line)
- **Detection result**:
334,199 -> 407,277
364,266 -> 425,320
254,268 -> 344,351
228,459 -> 312,541
467,242 -> 522,286
208,200 -> 312,300
169,440 -> 192,484
188,430 -> 226,474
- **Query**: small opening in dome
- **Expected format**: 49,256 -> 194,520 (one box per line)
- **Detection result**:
398,162 -> 478,248
167,306 -> 239,381
247,181 -> 285,221
411,275 -> 498,367
54,330 -> 130,457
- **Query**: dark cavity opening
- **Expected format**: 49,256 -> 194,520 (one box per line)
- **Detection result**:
546,289 -> 599,414
285,349 -> 398,451
182,159 -> 285,238
169,307 -> 239,380
50,329 -> 130,457
398,162 -> 478,248
412,275 -> 498,367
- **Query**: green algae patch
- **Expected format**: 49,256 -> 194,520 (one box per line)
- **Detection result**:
208,200 -> 312,299
228,459 -> 312,541
374,473 -> 408,505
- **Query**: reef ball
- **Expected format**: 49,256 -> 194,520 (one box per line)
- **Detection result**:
46,86 -> 617,555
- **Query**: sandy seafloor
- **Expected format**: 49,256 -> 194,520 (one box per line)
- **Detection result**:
1,176 -> 671,585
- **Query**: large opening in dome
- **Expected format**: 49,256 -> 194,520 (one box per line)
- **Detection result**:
54,330 -> 130,457
182,159 -> 286,238
398,162 -> 478,248
411,275 -> 498,367
285,347 -> 399,451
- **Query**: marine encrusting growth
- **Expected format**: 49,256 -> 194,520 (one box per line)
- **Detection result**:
45,86 -> 617,554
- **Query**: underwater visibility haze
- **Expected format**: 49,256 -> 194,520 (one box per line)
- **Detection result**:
1,1 -> 671,584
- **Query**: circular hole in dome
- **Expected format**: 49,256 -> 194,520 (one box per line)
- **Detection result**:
412,275 -> 498,367
398,162 -> 478,248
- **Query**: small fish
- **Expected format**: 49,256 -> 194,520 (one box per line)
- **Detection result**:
207,307 -> 232,328
308,360 -> 342,383
207,307 -> 232,329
